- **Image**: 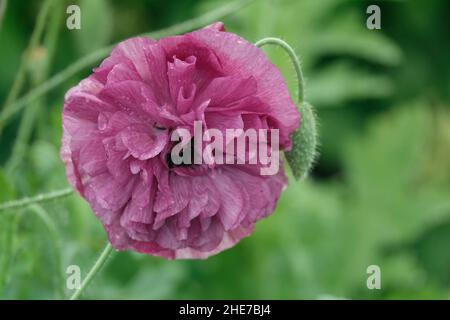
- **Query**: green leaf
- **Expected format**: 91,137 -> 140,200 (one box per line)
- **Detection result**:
307,62 -> 394,107
285,101 -> 318,180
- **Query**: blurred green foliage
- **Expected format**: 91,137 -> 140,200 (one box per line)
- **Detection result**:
0,0 -> 449,299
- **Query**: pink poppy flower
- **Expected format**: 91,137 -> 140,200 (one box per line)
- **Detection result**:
60,22 -> 299,259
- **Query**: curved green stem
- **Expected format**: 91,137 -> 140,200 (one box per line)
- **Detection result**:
0,188 -> 73,212
256,37 -> 317,180
0,0 -> 253,129
255,37 -> 305,104
70,243 -> 113,300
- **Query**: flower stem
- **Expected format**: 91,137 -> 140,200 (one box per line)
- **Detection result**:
70,243 -> 114,300
0,0 -> 7,32
255,37 -> 317,180
255,37 -> 305,104
0,0 -> 254,130
29,204 -> 64,299
6,0 -> 63,174
0,0 -> 54,135
0,188 -> 74,212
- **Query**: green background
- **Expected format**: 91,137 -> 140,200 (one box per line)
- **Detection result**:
0,0 -> 449,299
